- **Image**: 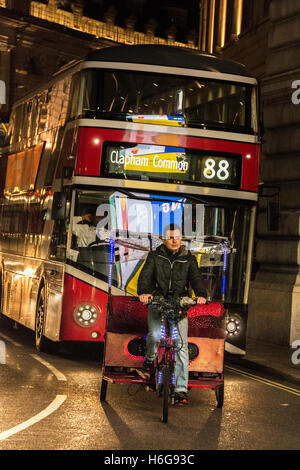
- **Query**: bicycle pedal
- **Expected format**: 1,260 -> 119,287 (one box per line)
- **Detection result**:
145,384 -> 156,392
136,369 -> 150,380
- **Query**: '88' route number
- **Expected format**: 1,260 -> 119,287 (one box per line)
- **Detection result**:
203,158 -> 230,181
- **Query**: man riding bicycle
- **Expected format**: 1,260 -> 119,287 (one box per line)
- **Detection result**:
137,223 -> 207,405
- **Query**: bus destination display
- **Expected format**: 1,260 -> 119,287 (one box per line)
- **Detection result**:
103,143 -> 241,187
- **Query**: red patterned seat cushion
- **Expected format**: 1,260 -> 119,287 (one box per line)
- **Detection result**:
187,303 -> 224,318
187,303 -> 226,338
107,296 -> 225,338
107,296 -> 148,334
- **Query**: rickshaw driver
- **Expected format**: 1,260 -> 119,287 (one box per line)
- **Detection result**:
138,223 -> 207,405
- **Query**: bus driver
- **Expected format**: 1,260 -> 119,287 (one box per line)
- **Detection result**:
137,223 -> 207,405
72,208 -> 107,247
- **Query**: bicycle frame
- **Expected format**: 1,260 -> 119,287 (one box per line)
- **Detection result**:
150,297 -> 188,422
156,311 -> 177,398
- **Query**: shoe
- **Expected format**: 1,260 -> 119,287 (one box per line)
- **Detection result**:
174,392 -> 188,405
136,359 -> 154,381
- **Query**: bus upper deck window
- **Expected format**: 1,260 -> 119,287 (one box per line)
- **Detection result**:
68,73 -> 81,119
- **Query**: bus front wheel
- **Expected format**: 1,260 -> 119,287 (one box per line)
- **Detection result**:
35,286 -> 50,353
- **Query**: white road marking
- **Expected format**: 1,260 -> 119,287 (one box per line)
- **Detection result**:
0,333 -> 67,382
30,354 -> 67,382
0,394 -> 67,441
0,335 -> 68,441
0,332 -> 22,348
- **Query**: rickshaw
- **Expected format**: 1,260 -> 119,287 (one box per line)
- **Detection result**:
99,233 -> 229,423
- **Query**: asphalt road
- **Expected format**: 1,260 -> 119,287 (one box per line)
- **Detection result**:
0,315 -> 300,452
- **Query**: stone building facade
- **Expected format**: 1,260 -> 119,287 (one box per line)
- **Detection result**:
200,0 -> 300,346
248,1 -> 300,346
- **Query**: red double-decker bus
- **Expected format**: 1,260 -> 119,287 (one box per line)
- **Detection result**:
0,45 -> 260,354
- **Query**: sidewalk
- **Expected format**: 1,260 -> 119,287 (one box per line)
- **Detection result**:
224,338 -> 300,387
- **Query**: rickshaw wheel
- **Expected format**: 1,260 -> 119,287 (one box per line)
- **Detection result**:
162,365 -> 170,423
215,384 -> 224,408
100,378 -> 108,402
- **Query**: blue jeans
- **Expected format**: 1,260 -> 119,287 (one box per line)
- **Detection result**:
146,304 -> 189,393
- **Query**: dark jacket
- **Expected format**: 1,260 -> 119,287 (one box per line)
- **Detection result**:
137,243 -> 207,299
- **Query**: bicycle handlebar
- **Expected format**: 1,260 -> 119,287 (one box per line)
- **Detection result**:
130,295 -> 209,306
149,296 -> 197,307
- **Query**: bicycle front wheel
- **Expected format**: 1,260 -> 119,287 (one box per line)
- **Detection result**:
162,364 -> 171,423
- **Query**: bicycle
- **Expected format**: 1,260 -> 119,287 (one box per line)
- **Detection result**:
145,294 -> 197,423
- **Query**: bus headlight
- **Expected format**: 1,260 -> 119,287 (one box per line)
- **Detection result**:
226,315 -> 242,337
74,304 -> 99,327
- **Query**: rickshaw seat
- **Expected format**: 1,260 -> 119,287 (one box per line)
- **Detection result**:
106,296 -> 225,339
187,303 -> 226,339
107,296 -> 148,335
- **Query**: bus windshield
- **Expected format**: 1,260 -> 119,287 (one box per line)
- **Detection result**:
69,189 -> 251,304
75,69 -> 257,134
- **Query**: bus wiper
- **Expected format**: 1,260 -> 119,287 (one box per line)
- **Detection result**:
97,112 -> 127,121
114,189 -> 186,204
184,119 -> 207,129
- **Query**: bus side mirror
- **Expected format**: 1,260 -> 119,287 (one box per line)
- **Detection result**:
51,191 -> 67,220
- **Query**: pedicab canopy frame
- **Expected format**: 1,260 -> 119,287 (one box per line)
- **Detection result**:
100,228 -> 228,408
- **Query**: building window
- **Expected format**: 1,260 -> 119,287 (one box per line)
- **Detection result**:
213,0 -> 221,50
263,0 -> 271,18
225,0 -> 234,44
242,0 -> 254,32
